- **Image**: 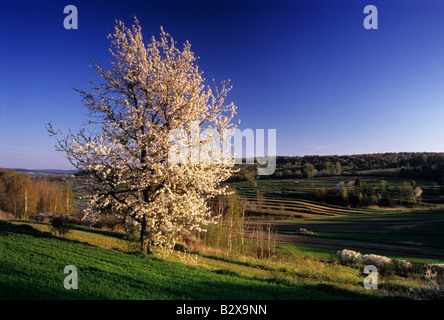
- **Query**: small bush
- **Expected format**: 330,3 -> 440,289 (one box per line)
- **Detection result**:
361,254 -> 392,269
335,249 -> 393,271
392,259 -> 412,275
174,242 -> 191,253
49,214 -> 72,237
335,249 -> 362,264
420,263 -> 444,279
297,228 -> 317,236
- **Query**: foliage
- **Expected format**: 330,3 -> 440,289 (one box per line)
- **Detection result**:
0,168 -> 76,219
303,163 -> 316,178
335,249 -> 393,270
229,152 -> 444,182
336,249 -> 363,264
360,254 -> 392,269
49,214 -> 72,237
392,260 -> 412,274
399,182 -> 415,205
334,249 -> 433,278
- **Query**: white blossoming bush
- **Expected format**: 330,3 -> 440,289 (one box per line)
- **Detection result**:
336,249 -> 393,270
429,263 -> 444,271
422,263 -> 444,278
423,268 -> 438,281
335,249 -> 362,264
360,254 -> 392,269
297,228 -> 316,236
392,259 -> 412,273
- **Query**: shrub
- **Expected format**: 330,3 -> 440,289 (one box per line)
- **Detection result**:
336,249 -> 362,264
361,254 -> 392,269
336,249 -> 392,270
174,242 -> 191,253
297,228 -> 316,236
421,263 -> 444,278
49,214 -> 72,237
392,259 -> 412,274
423,268 -> 438,282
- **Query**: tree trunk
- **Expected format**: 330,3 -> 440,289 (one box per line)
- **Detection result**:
23,191 -> 28,220
139,214 -> 153,254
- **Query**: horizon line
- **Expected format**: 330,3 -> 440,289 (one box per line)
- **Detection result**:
2,150 -> 443,172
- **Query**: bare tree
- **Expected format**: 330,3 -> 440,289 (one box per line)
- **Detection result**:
64,182 -> 75,215
414,186 -> 423,205
20,177 -> 36,220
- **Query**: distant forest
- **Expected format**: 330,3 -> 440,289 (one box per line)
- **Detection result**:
229,152 -> 444,182
0,169 -> 75,219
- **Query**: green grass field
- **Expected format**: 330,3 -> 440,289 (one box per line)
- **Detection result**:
0,220 -> 385,300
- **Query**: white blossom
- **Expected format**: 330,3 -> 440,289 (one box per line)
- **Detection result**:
336,249 -> 392,269
392,259 -> 412,272
336,249 -> 362,264
360,254 -> 392,269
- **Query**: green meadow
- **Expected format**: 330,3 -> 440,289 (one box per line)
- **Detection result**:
0,220 -> 383,300
2,174 -> 444,300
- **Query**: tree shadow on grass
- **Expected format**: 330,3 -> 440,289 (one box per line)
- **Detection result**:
0,220 -> 100,249
0,220 -> 52,237
0,219 -> 129,241
96,262 -> 393,300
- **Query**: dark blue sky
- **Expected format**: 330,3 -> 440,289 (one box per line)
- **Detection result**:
2,0 -> 444,169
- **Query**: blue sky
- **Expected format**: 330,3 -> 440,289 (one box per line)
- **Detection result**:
1,0 -> 444,169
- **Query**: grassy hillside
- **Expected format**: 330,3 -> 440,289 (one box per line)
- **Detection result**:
0,220 -> 384,300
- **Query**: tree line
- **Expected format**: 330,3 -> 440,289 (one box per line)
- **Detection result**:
313,178 -> 425,208
0,169 -> 76,219
228,152 -> 444,182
